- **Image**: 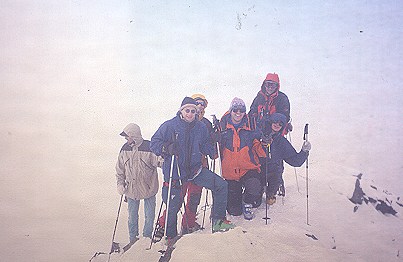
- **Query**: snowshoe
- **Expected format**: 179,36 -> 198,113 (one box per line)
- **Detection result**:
158,235 -> 182,262
227,204 -> 242,216
152,224 -> 164,243
122,237 -> 139,253
242,203 -> 254,220
278,183 -> 286,197
267,196 -> 276,205
212,219 -> 235,233
110,241 -> 120,254
181,222 -> 201,235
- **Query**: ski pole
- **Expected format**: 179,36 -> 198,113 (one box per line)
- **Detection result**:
304,124 -> 309,225
210,115 -> 221,233
164,148 -> 176,239
176,161 -> 190,235
201,189 -> 209,230
211,115 -> 222,177
107,194 -> 123,262
148,200 -> 164,250
201,158 -> 214,230
262,143 -> 271,224
163,132 -> 179,242
287,131 -> 300,193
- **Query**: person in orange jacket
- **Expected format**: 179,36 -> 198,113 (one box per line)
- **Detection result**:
219,98 -> 266,220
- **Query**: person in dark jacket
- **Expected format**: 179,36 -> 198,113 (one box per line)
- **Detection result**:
150,97 -> 235,241
177,93 -> 214,234
260,113 -> 311,205
219,98 -> 266,220
249,72 -> 292,135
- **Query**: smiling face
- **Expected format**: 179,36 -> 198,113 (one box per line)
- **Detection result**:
230,107 -> 246,124
181,106 -> 197,122
271,121 -> 283,132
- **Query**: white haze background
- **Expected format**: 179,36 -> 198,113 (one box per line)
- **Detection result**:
0,1 -> 402,261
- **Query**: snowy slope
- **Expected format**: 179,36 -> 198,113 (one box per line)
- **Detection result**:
1,2 -> 402,262
103,161 -> 402,262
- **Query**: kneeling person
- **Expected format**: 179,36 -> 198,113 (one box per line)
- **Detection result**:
219,98 -> 266,220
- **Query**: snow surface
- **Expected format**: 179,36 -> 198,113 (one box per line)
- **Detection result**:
1,1 -> 402,262
106,162 -> 402,262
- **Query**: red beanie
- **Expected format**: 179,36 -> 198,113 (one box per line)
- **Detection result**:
265,73 -> 280,83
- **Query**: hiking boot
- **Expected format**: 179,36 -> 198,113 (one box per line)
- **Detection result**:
152,224 -> 164,243
278,183 -> 286,197
164,235 -> 180,248
122,237 -> 139,253
212,219 -> 235,233
242,203 -> 254,220
267,196 -> 276,205
182,222 -> 201,235
227,204 -> 242,216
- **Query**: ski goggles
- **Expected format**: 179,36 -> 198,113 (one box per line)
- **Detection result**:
184,108 -> 196,114
195,100 -> 206,107
263,80 -> 279,89
232,107 -> 246,113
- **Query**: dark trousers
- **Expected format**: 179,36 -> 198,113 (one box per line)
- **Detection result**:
226,170 -> 262,215
161,167 -> 227,238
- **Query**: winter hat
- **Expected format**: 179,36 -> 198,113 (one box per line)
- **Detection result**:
269,113 -> 287,126
229,97 -> 246,112
179,96 -> 197,111
191,93 -> 208,107
265,73 -> 280,84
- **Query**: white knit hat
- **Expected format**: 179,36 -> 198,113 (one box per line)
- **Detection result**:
229,97 -> 246,112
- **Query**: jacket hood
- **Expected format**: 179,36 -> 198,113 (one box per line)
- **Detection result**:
260,73 -> 280,95
121,123 -> 144,146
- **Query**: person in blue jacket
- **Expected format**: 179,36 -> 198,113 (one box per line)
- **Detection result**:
260,113 -> 311,205
150,97 -> 235,241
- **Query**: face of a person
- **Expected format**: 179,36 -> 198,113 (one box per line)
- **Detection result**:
181,106 -> 197,122
230,107 -> 246,124
271,121 -> 283,132
125,136 -> 134,145
263,80 -> 279,95
195,99 -> 206,118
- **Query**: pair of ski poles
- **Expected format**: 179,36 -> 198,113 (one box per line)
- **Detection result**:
149,134 -> 191,250
263,124 -> 310,225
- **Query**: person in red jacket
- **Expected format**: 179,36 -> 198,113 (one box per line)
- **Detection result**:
219,98 -> 266,220
248,72 -> 292,135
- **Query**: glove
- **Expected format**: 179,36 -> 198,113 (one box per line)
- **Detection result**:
211,131 -> 221,144
301,141 -> 311,152
117,183 -> 127,195
287,122 -> 293,132
261,134 -> 272,147
162,142 -> 177,156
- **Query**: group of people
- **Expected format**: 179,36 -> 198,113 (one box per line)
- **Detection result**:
114,73 -> 312,245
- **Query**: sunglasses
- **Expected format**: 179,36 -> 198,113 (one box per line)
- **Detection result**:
272,121 -> 283,126
184,108 -> 196,114
232,108 -> 246,113
264,80 -> 279,89
195,101 -> 206,107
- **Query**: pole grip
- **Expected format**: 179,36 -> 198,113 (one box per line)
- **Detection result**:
303,123 -> 309,140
